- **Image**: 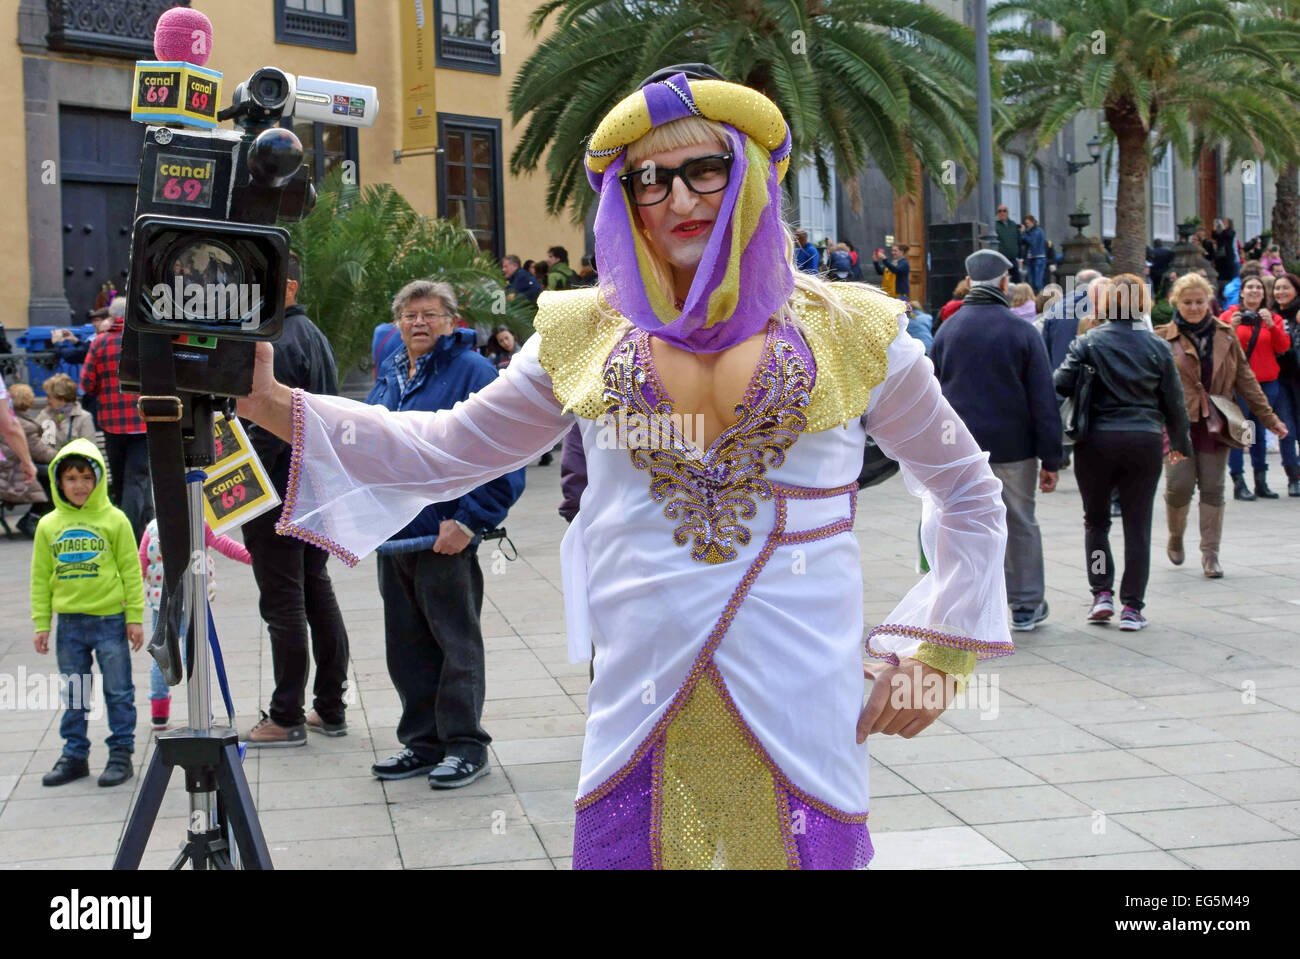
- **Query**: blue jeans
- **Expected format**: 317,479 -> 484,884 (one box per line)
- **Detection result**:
56,613 -> 135,759
1276,380 -> 1300,470
1026,257 -> 1047,292
1229,379 -> 1297,474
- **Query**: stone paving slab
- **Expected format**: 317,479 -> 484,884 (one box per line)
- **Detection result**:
2,451 -> 1300,869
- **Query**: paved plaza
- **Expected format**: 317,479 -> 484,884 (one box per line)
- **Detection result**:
2,453 -> 1300,870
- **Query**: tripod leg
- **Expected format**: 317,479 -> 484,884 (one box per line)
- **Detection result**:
113,749 -> 174,869
215,742 -> 273,870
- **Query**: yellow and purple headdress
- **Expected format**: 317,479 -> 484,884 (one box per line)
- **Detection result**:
585,68 -> 794,354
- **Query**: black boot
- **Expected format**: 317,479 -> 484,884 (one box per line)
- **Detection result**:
1287,464 -> 1300,497
97,750 -> 134,787
42,755 -> 90,787
1254,469 -> 1280,499
1232,473 -> 1256,501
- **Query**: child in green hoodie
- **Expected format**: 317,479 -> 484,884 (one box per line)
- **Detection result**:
30,438 -> 145,788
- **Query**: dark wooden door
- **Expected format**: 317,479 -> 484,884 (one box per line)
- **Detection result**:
437,115 -> 503,260
59,107 -> 144,322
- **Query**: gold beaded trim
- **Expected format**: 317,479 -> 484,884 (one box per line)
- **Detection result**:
576,481 -> 868,831
533,283 -> 903,433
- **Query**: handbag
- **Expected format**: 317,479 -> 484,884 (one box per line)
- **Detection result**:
1059,341 -> 1096,444
1204,393 -> 1255,450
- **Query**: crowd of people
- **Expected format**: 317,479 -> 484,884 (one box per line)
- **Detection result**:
929,246 -> 1297,634
17,254 -> 531,791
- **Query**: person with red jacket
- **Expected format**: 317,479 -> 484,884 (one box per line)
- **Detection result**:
1222,274 -> 1294,500
79,297 -> 153,541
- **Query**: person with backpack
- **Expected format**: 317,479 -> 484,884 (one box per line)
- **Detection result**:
827,242 -> 854,281
546,246 -> 578,290
1222,274 -> 1294,500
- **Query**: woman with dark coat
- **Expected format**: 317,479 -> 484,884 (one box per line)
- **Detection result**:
1271,272 -> 1300,495
1054,274 -> 1190,630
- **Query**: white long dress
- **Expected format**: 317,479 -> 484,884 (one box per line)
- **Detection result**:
275,297 -> 1012,869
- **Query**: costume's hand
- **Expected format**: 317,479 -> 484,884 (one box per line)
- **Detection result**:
1040,469 -> 1058,493
34,631 -> 49,655
433,519 -> 471,555
235,341 -> 276,421
857,659 -> 957,742
127,624 -> 144,652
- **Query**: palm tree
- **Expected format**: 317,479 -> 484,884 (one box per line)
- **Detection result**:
286,172 -> 536,380
992,0 -> 1300,275
509,0 -> 981,223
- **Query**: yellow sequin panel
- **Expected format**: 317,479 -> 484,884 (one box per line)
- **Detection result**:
797,284 -> 900,434
533,287 -> 630,421
533,282 -> 902,430
911,642 -> 978,696
659,672 -> 789,870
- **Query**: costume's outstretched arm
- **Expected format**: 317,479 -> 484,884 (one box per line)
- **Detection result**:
862,318 -> 1014,677
275,333 -> 572,565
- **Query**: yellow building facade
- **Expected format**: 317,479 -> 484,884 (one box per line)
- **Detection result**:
8,0 -> 586,332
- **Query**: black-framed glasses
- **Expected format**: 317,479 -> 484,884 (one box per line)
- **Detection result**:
619,153 -> 734,206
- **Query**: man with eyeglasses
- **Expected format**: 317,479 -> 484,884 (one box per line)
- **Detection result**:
242,252 -> 352,747
994,205 -> 1023,284
367,280 -> 525,788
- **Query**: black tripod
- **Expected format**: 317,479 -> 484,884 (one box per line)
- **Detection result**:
113,396 -> 272,870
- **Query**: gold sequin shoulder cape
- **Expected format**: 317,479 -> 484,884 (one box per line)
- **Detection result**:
533,284 -> 903,431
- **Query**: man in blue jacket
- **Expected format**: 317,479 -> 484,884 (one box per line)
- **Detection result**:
1041,268 -> 1103,372
368,280 -> 526,789
931,250 -> 1063,632
1020,215 -> 1049,291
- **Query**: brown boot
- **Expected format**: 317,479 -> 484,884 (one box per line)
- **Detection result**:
1199,502 -> 1224,578
1166,503 -> 1189,565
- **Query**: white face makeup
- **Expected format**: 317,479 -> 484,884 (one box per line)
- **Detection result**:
631,141 -> 729,277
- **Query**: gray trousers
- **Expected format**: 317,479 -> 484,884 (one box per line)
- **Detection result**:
990,458 -> 1045,610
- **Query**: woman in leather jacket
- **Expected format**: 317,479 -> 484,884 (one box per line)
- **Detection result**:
1156,274 -> 1287,578
1055,274 -> 1190,629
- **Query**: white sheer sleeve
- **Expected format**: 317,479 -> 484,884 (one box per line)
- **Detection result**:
862,318 -> 1013,663
276,333 -> 573,565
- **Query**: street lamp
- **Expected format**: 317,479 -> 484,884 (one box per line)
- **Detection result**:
1067,135 -> 1103,175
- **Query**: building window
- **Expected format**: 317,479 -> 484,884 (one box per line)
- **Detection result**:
438,115 -> 504,259
289,120 -> 360,186
795,158 -> 838,247
1101,147 -> 1118,239
999,152 -> 1021,222
1151,146 -> 1174,242
275,0 -> 357,53
1026,163 -> 1041,223
1244,162 -> 1264,240
436,0 -> 501,75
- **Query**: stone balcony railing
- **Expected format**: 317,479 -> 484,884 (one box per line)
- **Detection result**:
45,0 -> 191,59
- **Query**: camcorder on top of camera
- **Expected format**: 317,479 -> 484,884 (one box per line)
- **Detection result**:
121,66 -> 378,398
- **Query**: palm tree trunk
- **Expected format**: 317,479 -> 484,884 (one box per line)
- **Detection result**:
1272,161 -> 1299,265
1108,104 -> 1149,276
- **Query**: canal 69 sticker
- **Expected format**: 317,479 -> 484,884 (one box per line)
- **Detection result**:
200,413 -> 279,533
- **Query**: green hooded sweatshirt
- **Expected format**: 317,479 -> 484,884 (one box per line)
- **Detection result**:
30,438 -> 145,631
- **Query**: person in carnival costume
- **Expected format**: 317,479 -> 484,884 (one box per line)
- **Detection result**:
238,65 -> 1013,869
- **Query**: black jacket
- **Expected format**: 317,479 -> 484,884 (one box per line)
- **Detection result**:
244,304 -> 338,495
931,300 -> 1064,469
1053,321 -> 1191,456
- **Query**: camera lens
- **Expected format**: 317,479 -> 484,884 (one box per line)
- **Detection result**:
248,68 -> 290,111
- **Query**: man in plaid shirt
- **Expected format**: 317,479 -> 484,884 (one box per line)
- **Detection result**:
80,297 -> 153,541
